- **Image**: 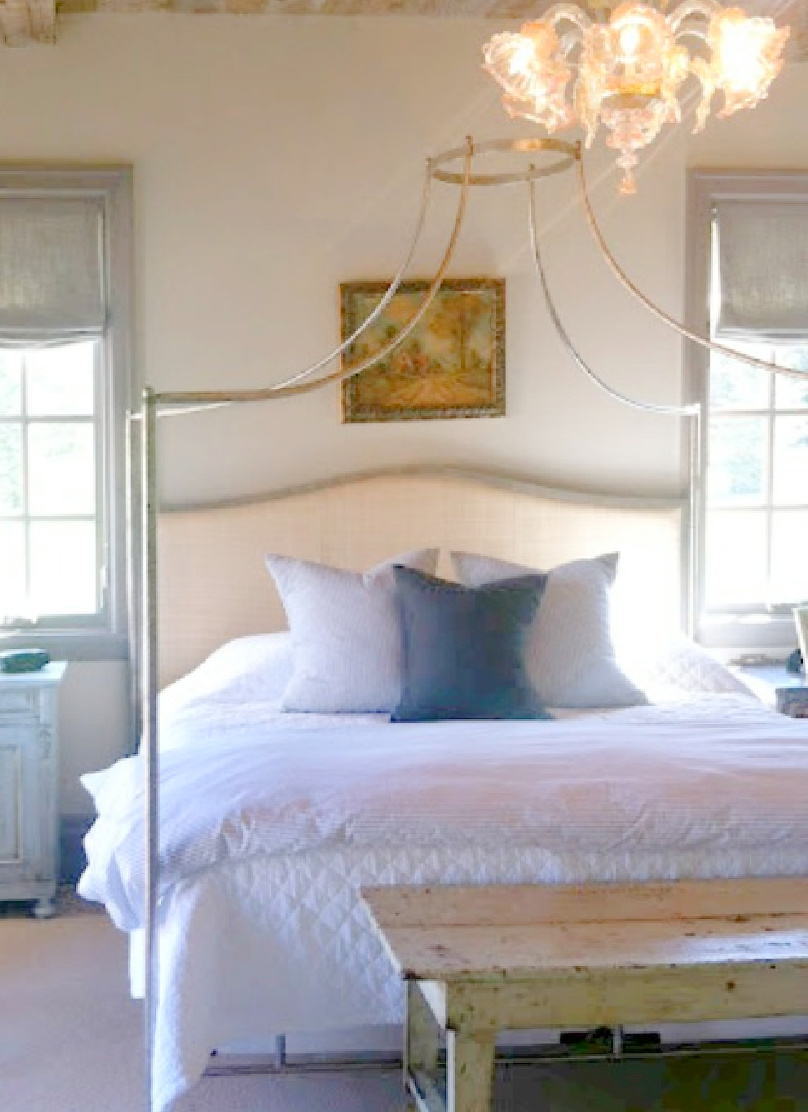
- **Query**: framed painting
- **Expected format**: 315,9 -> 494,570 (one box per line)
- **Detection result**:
340,277 -> 505,422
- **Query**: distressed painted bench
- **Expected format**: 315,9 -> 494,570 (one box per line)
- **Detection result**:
360,879 -> 808,1112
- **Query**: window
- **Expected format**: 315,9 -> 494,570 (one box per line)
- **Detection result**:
687,171 -> 808,651
706,343 -> 808,609
0,169 -> 133,659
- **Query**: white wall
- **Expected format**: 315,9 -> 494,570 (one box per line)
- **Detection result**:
0,15 -> 805,811
58,663 -> 129,813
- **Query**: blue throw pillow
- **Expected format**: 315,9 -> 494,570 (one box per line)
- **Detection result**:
391,565 -> 552,722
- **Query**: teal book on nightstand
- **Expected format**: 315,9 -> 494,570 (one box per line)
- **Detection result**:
734,663 -> 808,718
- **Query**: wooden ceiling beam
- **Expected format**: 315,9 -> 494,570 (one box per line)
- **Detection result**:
51,1 -> 549,16
0,0 -> 55,44
0,0 -> 802,62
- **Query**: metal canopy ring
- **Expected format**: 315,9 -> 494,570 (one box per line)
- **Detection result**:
429,136 -> 580,187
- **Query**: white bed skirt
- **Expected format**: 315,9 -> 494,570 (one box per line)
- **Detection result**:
124,841 -> 808,1112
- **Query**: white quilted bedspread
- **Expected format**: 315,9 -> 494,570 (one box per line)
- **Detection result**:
79,693 -> 808,1111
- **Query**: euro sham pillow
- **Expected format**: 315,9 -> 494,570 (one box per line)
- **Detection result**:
627,634 -> 753,700
159,632 -> 294,715
451,551 -> 647,708
266,548 -> 438,713
391,565 -> 552,722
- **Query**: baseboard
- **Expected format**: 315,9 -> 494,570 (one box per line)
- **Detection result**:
60,814 -> 94,883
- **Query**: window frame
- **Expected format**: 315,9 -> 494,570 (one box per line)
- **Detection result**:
685,168 -> 808,654
0,166 -> 134,661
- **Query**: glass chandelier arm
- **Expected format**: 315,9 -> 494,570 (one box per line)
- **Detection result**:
528,179 -> 700,417
154,140 -> 474,408
576,156 -> 808,381
668,0 -> 720,37
544,3 -> 592,38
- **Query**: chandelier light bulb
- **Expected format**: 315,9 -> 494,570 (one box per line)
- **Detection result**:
613,8 -> 657,68
482,0 -> 789,195
711,9 -> 789,101
618,20 -> 642,59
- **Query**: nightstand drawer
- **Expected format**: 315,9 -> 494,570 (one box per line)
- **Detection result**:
0,689 -> 39,717
0,745 -> 22,863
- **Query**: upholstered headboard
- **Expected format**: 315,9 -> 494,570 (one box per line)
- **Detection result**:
157,468 -> 686,688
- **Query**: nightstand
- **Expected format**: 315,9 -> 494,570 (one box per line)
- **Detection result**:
733,663 -> 808,718
0,662 -> 67,917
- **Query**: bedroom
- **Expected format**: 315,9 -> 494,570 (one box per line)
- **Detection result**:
0,3 -> 807,1111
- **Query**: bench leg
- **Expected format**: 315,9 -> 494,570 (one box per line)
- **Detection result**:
446,1029 -> 495,1112
405,981 -> 447,1110
406,980 -> 440,1076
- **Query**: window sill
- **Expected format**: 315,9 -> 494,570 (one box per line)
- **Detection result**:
0,629 -> 128,662
696,611 -> 797,658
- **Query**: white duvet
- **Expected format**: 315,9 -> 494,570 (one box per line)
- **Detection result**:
78,648 -> 808,1111
82,695 -> 808,933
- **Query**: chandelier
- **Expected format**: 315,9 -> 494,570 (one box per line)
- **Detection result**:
482,1 -> 790,195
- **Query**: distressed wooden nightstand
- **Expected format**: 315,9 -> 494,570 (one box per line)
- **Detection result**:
0,662 -> 67,917
733,663 -> 808,718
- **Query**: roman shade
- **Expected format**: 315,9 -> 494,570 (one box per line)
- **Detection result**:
713,199 -> 808,342
0,196 -> 105,344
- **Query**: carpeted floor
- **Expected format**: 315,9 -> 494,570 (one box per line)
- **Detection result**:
1,890 -> 807,1112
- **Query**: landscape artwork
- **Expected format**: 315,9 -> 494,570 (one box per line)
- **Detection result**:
340,278 -> 505,422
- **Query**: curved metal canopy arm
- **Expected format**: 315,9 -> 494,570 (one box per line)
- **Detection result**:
576,156 -> 808,382
527,173 -> 702,635
153,140 -> 475,409
239,156 -> 438,396
528,177 -> 701,417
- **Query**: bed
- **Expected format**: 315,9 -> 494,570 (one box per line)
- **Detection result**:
76,469 -> 808,1112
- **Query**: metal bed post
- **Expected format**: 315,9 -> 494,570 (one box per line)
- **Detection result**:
125,408 -> 142,757
686,406 -> 703,639
141,387 -> 159,1112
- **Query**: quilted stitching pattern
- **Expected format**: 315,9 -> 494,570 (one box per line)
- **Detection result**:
146,837 -> 808,1112
640,640 -> 751,697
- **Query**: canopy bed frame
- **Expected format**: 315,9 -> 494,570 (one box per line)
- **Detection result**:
127,136 -> 807,1112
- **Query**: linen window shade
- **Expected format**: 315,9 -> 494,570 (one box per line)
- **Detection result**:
713,199 -> 808,342
0,196 -> 105,344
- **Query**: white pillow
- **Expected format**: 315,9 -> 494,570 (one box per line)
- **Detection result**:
626,634 -> 753,700
451,550 -> 647,708
159,632 -> 294,711
266,549 -> 439,713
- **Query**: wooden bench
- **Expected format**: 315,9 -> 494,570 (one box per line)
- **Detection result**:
360,879 -> 808,1112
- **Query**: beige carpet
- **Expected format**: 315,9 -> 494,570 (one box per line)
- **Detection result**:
1,896 -> 807,1112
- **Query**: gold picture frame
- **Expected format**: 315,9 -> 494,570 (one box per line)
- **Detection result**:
340,278 -> 505,423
